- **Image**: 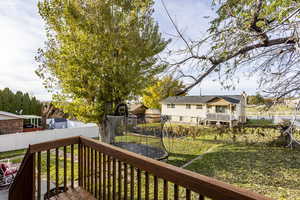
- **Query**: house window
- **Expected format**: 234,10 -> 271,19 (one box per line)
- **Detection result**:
186,104 -> 191,109
179,116 -> 183,121
216,106 -> 226,113
196,104 -> 202,109
167,104 -> 175,108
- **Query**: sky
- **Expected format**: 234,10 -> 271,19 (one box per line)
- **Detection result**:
0,0 -> 260,101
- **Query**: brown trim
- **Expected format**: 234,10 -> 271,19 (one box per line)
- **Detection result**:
29,136 -> 80,153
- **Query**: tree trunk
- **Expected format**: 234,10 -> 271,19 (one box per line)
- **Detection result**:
41,116 -> 47,129
98,119 -> 115,144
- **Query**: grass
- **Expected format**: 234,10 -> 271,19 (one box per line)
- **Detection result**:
164,136 -> 217,167
178,128 -> 300,200
0,148 -> 27,160
246,119 -> 274,126
185,144 -> 300,200
137,123 -> 161,127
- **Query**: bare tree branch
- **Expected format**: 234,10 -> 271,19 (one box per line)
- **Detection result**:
160,0 -> 300,99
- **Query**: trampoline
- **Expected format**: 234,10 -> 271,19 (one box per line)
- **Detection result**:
109,104 -> 168,160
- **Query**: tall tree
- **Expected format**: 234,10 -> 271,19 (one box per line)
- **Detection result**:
36,0 -> 169,143
0,88 -> 42,115
162,0 -> 300,99
142,76 -> 186,109
14,91 -> 24,114
1,88 -> 14,112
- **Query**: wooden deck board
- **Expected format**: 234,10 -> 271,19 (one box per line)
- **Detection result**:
50,187 -> 96,200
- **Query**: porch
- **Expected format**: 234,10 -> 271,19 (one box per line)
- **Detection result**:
206,113 -> 236,121
9,136 -> 271,200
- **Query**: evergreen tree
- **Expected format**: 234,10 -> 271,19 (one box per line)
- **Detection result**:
0,88 -> 42,115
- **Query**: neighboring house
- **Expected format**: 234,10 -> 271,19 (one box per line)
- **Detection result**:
145,108 -> 161,123
48,118 -> 68,129
160,94 -> 246,127
128,103 -> 147,117
128,103 -> 148,123
0,111 -> 24,134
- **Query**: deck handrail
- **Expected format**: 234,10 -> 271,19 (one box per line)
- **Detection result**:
9,136 -> 272,200
80,136 -> 270,200
9,148 -> 35,200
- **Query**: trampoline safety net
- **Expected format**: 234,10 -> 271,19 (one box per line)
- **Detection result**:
107,115 -> 168,160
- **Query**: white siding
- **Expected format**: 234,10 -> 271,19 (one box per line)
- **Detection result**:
161,101 -> 244,123
162,104 -> 206,117
162,103 -> 208,123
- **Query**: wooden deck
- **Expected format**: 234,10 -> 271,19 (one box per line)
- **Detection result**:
9,136 -> 272,200
50,187 -> 96,200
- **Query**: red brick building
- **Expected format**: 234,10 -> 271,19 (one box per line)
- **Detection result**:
0,111 -> 24,135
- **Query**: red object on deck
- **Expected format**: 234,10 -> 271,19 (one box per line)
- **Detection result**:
0,163 -> 17,176
23,128 -> 44,132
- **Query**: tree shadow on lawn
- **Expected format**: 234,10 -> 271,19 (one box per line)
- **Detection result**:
185,144 -> 300,190
166,152 -> 200,167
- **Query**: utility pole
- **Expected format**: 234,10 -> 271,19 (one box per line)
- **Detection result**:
199,84 -> 202,96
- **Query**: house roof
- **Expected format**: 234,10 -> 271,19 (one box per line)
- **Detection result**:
0,111 -> 24,120
128,104 -> 148,112
160,95 -> 242,104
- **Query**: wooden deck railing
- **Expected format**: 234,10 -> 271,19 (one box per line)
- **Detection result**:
9,136 -> 272,200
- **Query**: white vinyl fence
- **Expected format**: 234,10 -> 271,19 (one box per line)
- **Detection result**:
0,126 -> 99,152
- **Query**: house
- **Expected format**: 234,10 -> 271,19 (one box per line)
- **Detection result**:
128,103 -> 148,123
145,108 -> 161,123
0,111 -> 24,135
128,103 -> 147,117
160,94 -> 246,127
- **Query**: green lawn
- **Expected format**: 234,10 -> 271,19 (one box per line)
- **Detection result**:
246,119 -> 274,126
185,144 -> 300,200
164,136 -> 218,167
0,149 -> 27,160
137,122 -> 161,127
177,128 -> 300,200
